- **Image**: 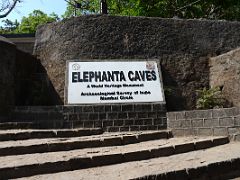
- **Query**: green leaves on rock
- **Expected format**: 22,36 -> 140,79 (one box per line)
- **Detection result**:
196,87 -> 227,109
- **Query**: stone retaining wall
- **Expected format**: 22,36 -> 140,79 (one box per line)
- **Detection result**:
13,104 -> 166,131
1,34 -> 35,54
167,107 -> 240,140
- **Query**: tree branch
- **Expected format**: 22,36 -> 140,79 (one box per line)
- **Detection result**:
175,0 -> 202,12
0,0 -> 19,19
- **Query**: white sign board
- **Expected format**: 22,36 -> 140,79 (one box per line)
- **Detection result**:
67,61 -> 164,104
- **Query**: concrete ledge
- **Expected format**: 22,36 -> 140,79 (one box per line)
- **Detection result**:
195,140 -> 213,150
0,36 -> 15,45
174,143 -> 195,154
212,136 -> 229,145
151,146 -> 175,157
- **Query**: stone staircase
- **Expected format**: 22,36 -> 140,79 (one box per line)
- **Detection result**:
0,128 -> 239,179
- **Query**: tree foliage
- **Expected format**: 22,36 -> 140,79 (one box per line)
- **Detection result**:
63,0 -> 240,21
63,0 -> 99,17
17,10 -> 59,33
0,18 -> 18,33
196,87 -> 226,109
0,10 -> 59,34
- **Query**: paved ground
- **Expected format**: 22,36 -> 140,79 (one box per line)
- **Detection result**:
15,142 -> 240,180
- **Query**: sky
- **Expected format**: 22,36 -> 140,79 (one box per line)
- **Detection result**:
1,0 -> 68,25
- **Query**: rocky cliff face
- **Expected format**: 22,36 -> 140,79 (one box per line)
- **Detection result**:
34,15 -> 240,110
0,35 -> 61,114
210,48 -> 240,107
0,36 -> 15,117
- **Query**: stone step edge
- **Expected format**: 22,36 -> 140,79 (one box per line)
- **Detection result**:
0,122 -> 35,130
0,137 -> 229,179
231,133 -> 240,141
132,157 -> 240,180
0,131 -> 172,156
0,128 -> 104,141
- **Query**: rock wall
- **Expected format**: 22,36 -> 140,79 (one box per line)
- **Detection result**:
34,15 -> 240,110
209,48 -> 240,107
0,35 -> 61,116
0,36 -> 15,118
15,50 -> 62,106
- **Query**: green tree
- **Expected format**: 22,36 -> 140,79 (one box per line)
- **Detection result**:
0,18 -> 19,33
63,0 -> 142,17
0,10 -> 59,34
16,10 -> 59,33
63,0 -> 99,17
63,0 -> 240,21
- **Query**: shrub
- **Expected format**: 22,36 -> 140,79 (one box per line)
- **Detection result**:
196,87 -> 226,109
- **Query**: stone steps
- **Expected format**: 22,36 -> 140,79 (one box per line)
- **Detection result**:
18,141 -> 240,180
0,122 -> 36,130
232,133 -> 240,141
0,131 -> 171,156
0,128 -> 103,141
0,135 -> 229,179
